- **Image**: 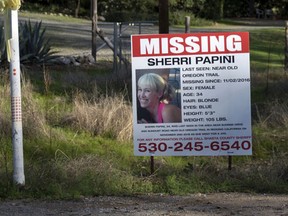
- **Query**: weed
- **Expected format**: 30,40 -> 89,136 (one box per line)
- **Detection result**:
64,89 -> 133,141
19,20 -> 58,64
1,22 -> 288,198
0,20 -> 57,66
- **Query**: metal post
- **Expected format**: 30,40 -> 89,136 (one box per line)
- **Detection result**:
150,155 -> 155,174
119,23 -> 122,70
139,22 -> 142,34
5,9 -> 25,186
113,22 -> 118,74
285,21 -> 288,71
149,0 -> 169,175
228,156 -> 232,171
91,0 -> 97,61
185,16 -> 190,33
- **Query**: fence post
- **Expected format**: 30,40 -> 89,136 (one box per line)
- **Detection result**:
91,0 -> 97,61
285,21 -> 288,71
113,22 -> 118,74
185,16 -> 190,33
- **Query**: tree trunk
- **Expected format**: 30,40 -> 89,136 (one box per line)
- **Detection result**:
75,0 -> 81,18
159,0 -> 169,34
219,0 -> 225,19
248,0 -> 255,17
91,0 -> 97,61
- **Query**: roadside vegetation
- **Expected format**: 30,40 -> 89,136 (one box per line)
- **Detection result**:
1,11 -> 288,199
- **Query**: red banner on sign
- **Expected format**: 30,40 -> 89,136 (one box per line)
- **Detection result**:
131,32 -> 249,57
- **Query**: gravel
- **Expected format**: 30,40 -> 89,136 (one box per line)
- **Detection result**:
1,193 -> 288,215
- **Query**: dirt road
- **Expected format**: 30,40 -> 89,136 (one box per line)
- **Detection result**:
1,193 -> 288,215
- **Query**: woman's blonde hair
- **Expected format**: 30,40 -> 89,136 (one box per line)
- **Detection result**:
138,73 -> 175,102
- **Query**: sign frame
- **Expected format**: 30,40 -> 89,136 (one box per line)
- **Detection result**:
131,32 -> 252,157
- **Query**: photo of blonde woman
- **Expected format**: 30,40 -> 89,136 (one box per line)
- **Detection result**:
137,72 -> 181,124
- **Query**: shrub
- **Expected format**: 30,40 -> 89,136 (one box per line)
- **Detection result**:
0,20 -> 57,66
0,77 -> 50,138
0,22 -> 9,66
19,20 -> 57,64
0,81 -> 11,136
63,89 -> 133,141
170,11 -> 213,26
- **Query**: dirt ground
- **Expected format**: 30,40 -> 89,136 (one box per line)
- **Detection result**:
1,193 -> 288,216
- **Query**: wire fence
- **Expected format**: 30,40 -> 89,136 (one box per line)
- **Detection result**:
96,21 -> 158,79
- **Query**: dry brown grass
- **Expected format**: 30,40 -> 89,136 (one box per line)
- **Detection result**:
254,100 -> 288,129
1,73 -> 133,141
0,77 -> 49,138
0,81 -> 11,136
65,89 -> 133,141
21,79 -> 51,138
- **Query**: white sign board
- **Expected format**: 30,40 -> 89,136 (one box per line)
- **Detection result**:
131,32 -> 252,156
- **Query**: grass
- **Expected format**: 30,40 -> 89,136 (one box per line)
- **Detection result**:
19,4 -> 91,24
250,28 -> 285,71
1,15 -> 288,199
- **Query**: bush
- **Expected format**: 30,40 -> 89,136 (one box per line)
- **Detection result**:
64,89 -> 133,141
0,23 -> 7,65
0,20 -> 57,66
170,10 -> 213,26
19,20 -> 57,64
105,10 -> 158,22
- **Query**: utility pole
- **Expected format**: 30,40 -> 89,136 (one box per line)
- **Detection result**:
159,0 -> 169,34
91,0 -> 97,61
3,2 -> 25,186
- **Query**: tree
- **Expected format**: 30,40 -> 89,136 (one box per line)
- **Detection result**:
20,0 -> 288,19
75,0 -> 81,17
159,0 -> 169,33
91,0 -> 97,59
219,0 -> 225,19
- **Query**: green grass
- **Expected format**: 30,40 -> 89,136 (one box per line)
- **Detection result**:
19,11 -> 90,24
1,15 -> 288,199
250,28 -> 285,71
174,20 -> 285,72
19,5 -> 91,24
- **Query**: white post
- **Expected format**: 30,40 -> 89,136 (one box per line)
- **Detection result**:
5,9 -> 25,186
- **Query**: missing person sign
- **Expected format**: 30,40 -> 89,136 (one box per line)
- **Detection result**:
131,32 -> 252,156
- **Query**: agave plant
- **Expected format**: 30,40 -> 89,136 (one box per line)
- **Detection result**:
19,20 -> 57,64
0,23 -> 7,65
0,20 -> 57,65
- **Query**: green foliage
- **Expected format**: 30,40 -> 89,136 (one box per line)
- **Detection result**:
0,23 -> 7,65
224,0 -> 249,18
102,0 -> 158,22
1,13 -> 288,199
170,10 -> 213,26
21,0 -> 288,21
104,10 -> 158,22
249,28 -> 284,72
19,20 -> 57,64
0,20 -> 57,65
1,87 -> 288,198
